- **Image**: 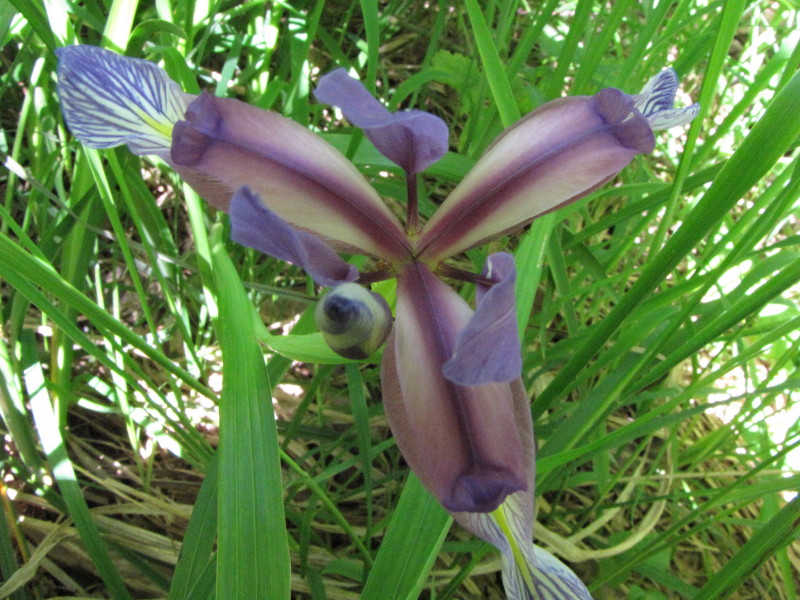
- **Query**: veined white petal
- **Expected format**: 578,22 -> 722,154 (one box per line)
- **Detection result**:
495,503 -> 593,599
646,103 -> 701,131
524,545 -> 594,600
499,537 -> 593,600
633,68 -> 699,131
56,46 -> 192,156
634,68 -> 679,117
457,499 -> 593,600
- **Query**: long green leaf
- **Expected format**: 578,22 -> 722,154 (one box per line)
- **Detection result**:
361,475 -> 451,600
463,0 -> 520,126
0,232 -> 214,403
210,225 -> 291,600
169,455 -> 218,600
6,0 -> 56,49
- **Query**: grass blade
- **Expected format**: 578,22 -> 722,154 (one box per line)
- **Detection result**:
19,331 -> 133,600
536,67 -> 800,415
463,0 -> 519,126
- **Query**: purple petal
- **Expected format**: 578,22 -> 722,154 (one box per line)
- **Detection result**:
230,186 -> 358,287
170,92 -> 410,261
56,46 -> 192,157
450,378 -> 534,538
381,263 -> 528,513
314,69 -> 449,174
442,252 -> 521,385
416,88 -> 655,262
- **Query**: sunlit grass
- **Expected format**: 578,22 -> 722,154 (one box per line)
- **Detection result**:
1,1 -> 799,599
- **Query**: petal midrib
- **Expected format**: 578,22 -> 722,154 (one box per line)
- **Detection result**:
190,112 -> 413,259
406,263 -> 484,468
417,121 -> 616,259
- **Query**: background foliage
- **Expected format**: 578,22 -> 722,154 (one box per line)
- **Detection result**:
1,0 -> 799,598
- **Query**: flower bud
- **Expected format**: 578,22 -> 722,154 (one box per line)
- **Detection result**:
315,283 -> 393,359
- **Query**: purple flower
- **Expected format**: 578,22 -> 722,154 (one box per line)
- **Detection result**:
56,46 -> 698,599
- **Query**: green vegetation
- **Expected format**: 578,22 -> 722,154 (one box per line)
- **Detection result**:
1,1 -> 799,598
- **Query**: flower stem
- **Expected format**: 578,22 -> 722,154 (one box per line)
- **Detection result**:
405,171 -> 420,233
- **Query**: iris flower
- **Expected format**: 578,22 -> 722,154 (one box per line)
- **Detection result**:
56,45 -> 698,599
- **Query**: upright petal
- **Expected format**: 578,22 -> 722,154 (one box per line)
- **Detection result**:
229,186 -> 358,287
314,69 -> 449,174
170,92 -> 410,260
442,252 -> 521,385
381,263 -> 527,513
416,88 -> 655,262
56,46 -> 193,158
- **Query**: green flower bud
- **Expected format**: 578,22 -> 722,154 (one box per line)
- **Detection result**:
315,283 -> 393,360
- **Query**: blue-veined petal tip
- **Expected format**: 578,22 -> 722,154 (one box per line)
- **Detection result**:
523,545 -> 594,600
646,102 -> 700,130
497,511 -> 594,600
56,45 -> 191,156
454,499 -> 593,599
634,68 -> 699,130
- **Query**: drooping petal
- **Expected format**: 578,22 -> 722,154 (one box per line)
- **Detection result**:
442,252 -> 521,385
454,461 -> 592,598
416,88 -> 655,262
314,69 -> 449,174
450,378 -> 533,558
634,68 -> 700,130
381,263 -> 528,513
437,373 -> 591,599
56,46 -> 193,158
170,92 -> 410,261
229,186 -> 358,287
315,283 -> 393,359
